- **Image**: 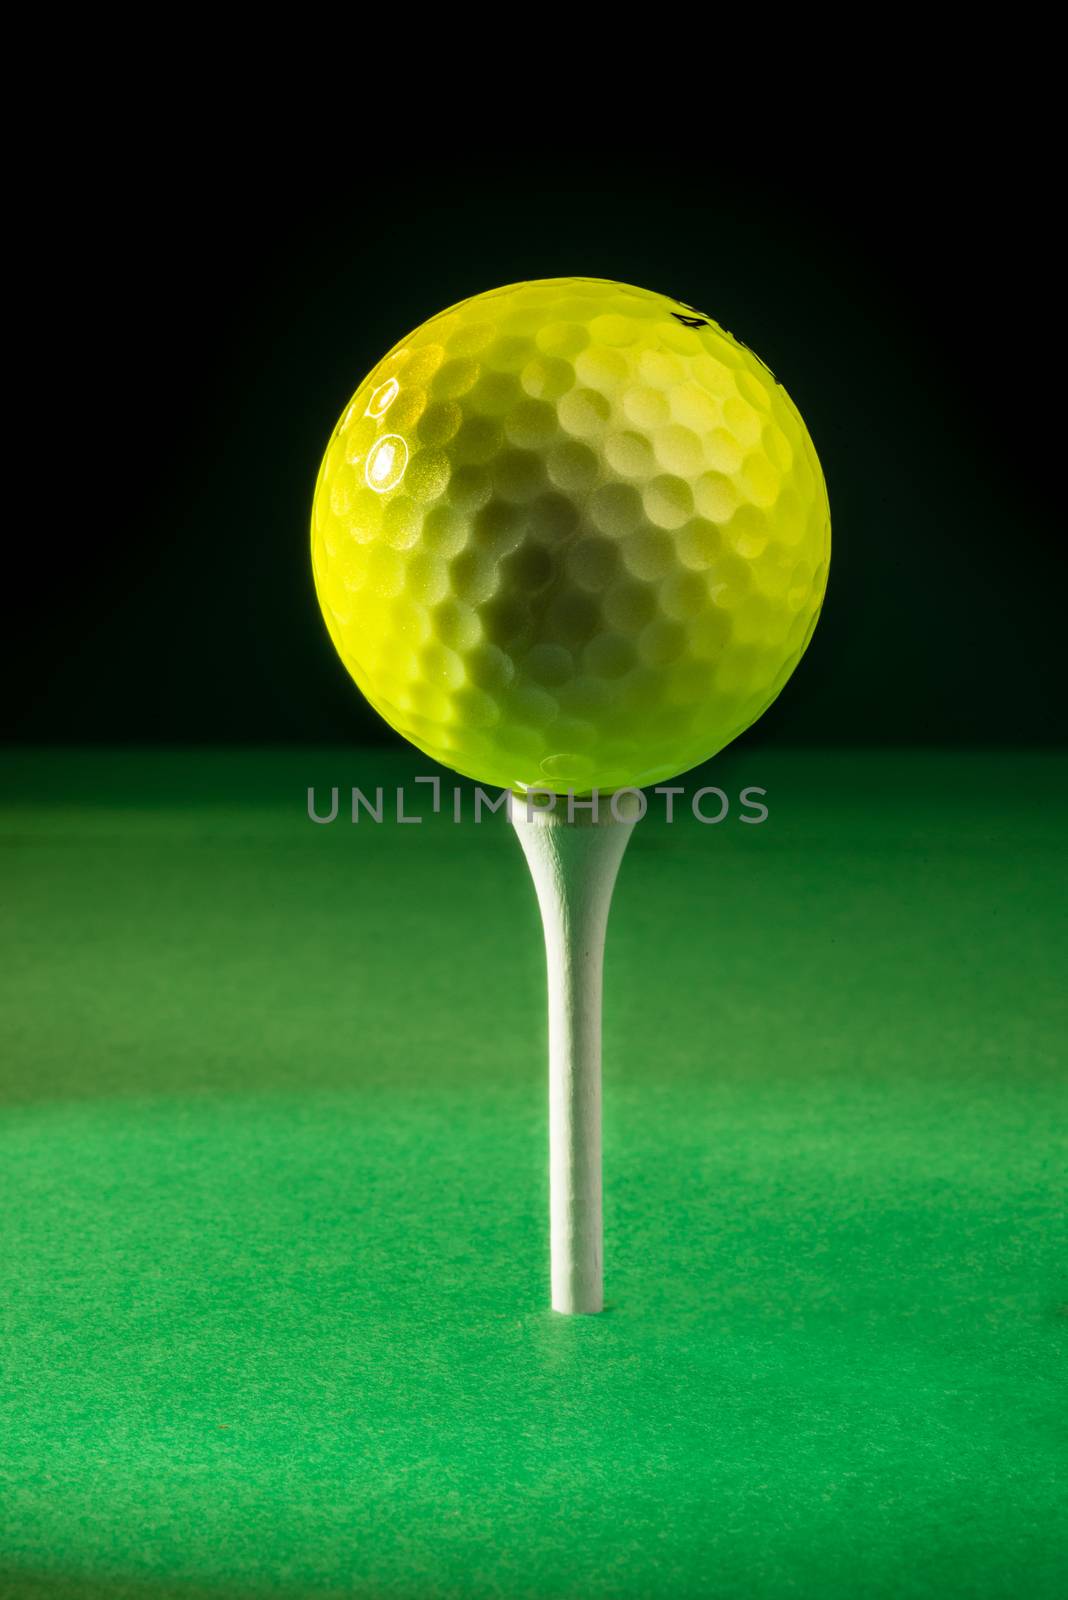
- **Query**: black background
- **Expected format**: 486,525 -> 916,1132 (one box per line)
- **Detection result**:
11,131 -> 1063,748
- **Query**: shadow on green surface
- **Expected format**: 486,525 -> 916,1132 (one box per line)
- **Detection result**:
3,746 -> 1067,1113
0,1574 -> 262,1600
0,1575 -> 460,1600
0,1577 -> 437,1600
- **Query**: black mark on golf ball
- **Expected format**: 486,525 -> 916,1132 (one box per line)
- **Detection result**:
673,300 -> 780,384
732,334 -> 779,383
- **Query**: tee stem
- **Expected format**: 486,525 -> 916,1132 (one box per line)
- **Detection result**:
508,792 -> 639,1313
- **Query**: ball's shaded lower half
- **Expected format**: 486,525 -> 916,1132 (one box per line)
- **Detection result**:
312,278 -> 830,793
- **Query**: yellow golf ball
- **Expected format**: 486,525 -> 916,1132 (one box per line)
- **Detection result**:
312,278 -> 830,792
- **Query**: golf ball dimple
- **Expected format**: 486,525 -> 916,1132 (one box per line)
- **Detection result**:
312,278 -> 830,792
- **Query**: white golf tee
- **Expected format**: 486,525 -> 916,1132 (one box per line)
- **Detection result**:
509,791 -> 641,1314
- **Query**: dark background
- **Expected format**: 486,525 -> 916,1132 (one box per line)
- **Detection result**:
11,138 -> 1063,747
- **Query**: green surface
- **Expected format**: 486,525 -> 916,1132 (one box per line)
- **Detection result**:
1,748 -> 1065,1600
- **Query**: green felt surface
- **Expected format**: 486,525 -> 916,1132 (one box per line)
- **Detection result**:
1,748 -> 1065,1600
